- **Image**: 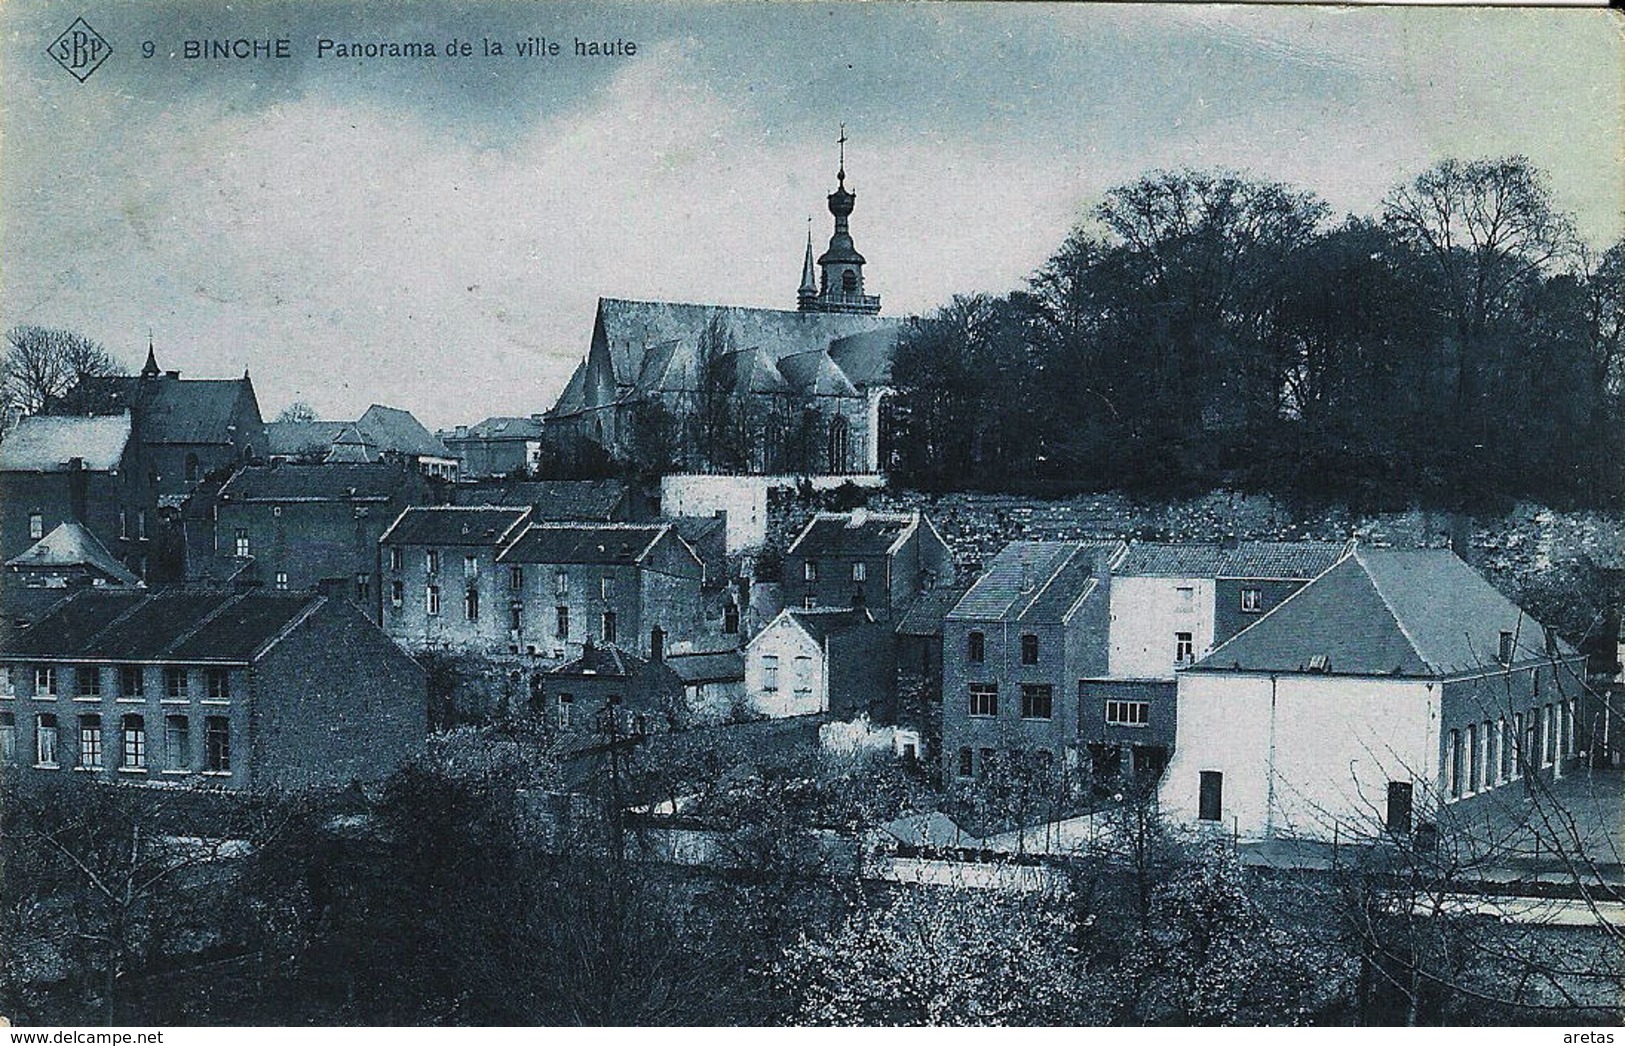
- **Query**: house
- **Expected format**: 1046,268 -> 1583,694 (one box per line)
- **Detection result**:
437,415 -> 546,479
0,588 -> 425,790
495,521 -> 705,660
1158,547 -> 1590,843
1084,540 -> 1350,777
665,649 -> 746,724
743,607 -> 892,720
941,541 -> 1122,782
267,405 -> 458,480
449,478 -> 640,522
546,156 -> 900,476
378,506 -> 533,652
0,412 -> 156,578
536,641 -> 684,735
50,347 -> 266,500
2,522 -> 143,626
781,509 -> 954,620
212,461 -> 432,620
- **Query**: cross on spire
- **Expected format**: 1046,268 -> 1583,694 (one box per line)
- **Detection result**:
837,123 -> 847,185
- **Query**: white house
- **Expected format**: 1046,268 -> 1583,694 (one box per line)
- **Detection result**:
1158,547 -> 1588,843
743,607 -> 889,719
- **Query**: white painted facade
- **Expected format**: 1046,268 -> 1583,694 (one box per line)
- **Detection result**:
744,613 -> 827,718
1107,576 -> 1216,679
1159,671 -> 1439,842
661,472 -> 888,554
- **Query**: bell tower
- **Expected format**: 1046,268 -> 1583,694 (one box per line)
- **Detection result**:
797,126 -> 880,315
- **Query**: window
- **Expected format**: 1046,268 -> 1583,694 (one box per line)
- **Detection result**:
1514,712 -> 1526,777
120,666 -> 143,697
425,550 -> 440,574
1106,700 -> 1150,727
234,528 -> 250,557
76,666 -> 101,698
28,512 -> 43,540
274,572 -> 289,591
165,715 -> 190,770
78,714 -> 102,769
802,595 -> 817,610
762,655 -> 780,691
0,666 -> 11,696
1021,634 -> 1039,665
1500,718 -> 1513,782
1174,632 -> 1194,665
426,585 -> 441,616
1198,771 -> 1223,821
36,714 -> 59,767
600,576 -> 612,601
1174,586 -> 1195,614
0,711 -> 13,762
35,666 -> 57,698
602,611 -> 617,644
1467,724 -> 1480,792
121,715 -> 146,770
165,666 -> 187,699
119,510 -> 128,539
356,573 -> 371,602
465,586 -> 480,622
1544,704 -> 1556,765
793,655 -> 813,697
137,511 -> 147,540
1386,781 -> 1413,834
958,746 -> 973,777
555,606 -> 569,640
185,452 -> 200,482
1448,728 -> 1462,798
1021,684 -> 1053,720
852,562 -> 867,583
1568,699 -> 1579,756
464,554 -> 479,578
967,631 -> 985,664
557,693 -> 573,729
206,669 -> 230,701
968,682 -> 998,717
555,571 -> 569,597
389,546 -> 403,571
390,581 -> 404,608
979,747 -> 996,775
509,603 -> 523,632
204,716 -> 231,773
509,565 -> 524,592
1498,630 -> 1515,665
651,628 -> 666,663
723,603 -> 739,635
804,561 -> 818,583
1240,587 -> 1263,613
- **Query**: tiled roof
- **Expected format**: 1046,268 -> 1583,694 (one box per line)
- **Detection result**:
354,405 -> 453,459
0,413 -> 131,472
379,506 -> 531,547
786,607 -> 875,644
665,649 -> 744,683
497,523 -> 669,565
1116,540 -> 1348,580
789,512 -> 918,558
450,479 -> 629,520
5,523 -> 141,585
0,589 -> 319,663
895,586 -> 969,637
218,462 -> 412,502
948,541 -> 1113,623
1193,547 -> 1578,678
57,375 -> 257,445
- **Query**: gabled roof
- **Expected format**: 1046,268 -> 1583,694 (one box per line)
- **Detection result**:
218,462 -> 413,503
948,541 -> 1116,623
783,607 -> 875,645
379,506 -> 532,547
665,649 -> 744,684
57,373 -> 257,445
449,479 -> 630,521
266,420 -> 348,457
497,523 -> 672,565
0,413 -> 131,472
1192,547 -> 1579,678
446,416 -> 546,441
5,523 -> 141,585
1116,540 -> 1348,580
0,589 -> 322,664
354,405 -> 453,459
895,585 -> 970,637
788,511 -> 919,558
548,642 -> 643,679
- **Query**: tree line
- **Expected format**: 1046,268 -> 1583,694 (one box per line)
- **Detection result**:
884,157 -> 1625,514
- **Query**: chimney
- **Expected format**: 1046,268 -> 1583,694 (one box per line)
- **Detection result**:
650,627 -> 665,663
67,457 -> 88,522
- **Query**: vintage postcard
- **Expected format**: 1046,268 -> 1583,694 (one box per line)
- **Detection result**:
1,0 -> 1622,1029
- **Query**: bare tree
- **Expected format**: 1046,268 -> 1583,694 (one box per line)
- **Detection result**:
275,400 -> 319,424
2,326 -> 123,415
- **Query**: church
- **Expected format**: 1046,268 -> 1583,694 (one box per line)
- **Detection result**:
546,142 -> 903,475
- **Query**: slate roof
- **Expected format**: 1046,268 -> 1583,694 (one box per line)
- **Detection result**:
218,462 -> 411,502
56,374 -> 256,446
1116,540 -> 1348,580
1192,547 -> 1579,678
549,642 -> 643,679
895,585 -> 970,637
948,541 -> 1116,623
449,479 -> 629,520
266,420 -> 348,457
5,523 -> 141,585
665,650 -> 744,684
0,589 -> 320,664
788,511 -> 919,558
379,506 -> 532,547
446,416 -> 546,441
0,413 -> 131,472
786,607 -> 875,644
497,523 -> 671,565
354,405 -> 453,459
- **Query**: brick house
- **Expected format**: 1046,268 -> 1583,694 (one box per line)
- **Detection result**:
1160,547 -> 1590,842
0,413 -> 157,579
0,588 -> 425,791
781,509 -> 954,620
212,461 -> 431,620
743,607 -> 893,720
941,541 -> 1122,782
378,506 -> 534,652
535,641 -> 684,734
495,522 -> 705,661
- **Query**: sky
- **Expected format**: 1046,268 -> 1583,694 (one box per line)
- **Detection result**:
2,1 -> 1620,431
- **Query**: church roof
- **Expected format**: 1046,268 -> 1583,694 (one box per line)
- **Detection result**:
55,373 -> 258,446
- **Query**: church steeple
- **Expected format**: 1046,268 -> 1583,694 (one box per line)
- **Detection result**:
797,125 -> 880,315
797,220 -> 818,307
140,335 -> 160,379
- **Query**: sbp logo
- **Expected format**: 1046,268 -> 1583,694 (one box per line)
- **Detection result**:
47,18 -> 112,81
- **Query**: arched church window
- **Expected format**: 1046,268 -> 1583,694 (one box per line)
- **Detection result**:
827,416 -> 850,472
841,270 -> 858,293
